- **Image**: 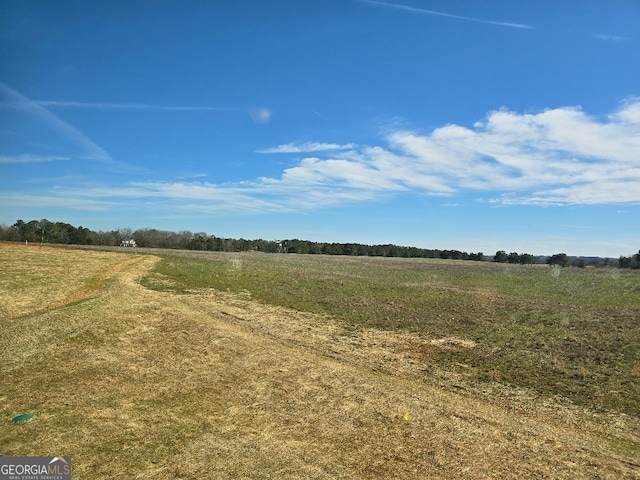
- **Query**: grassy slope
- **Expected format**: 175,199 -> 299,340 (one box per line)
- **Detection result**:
2,244 -> 639,478
141,251 -> 640,416
0,243 -> 134,320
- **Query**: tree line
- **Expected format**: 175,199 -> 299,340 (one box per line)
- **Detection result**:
1,219 -> 637,268
0,219 -> 484,259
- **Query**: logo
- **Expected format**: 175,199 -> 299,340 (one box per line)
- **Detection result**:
0,456 -> 71,480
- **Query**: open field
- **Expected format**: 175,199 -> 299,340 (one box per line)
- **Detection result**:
139,249 -> 640,416
1,243 -> 639,478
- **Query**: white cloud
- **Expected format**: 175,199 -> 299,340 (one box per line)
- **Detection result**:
49,181 -> 295,214
0,154 -> 69,164
1,193 -> 121,211
177,173 -> 208,180
613,97 -> 640,123
4,99 -> 639,215
257,142 -> 357,153
264,99 -> 640,206
399,105 -> 639,204
594,34 -> 626,42
281,156 -> 404,191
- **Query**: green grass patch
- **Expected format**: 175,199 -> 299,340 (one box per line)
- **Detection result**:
141,252 -> 640,416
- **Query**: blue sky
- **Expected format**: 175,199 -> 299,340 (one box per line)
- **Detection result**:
1,0 -> 639,257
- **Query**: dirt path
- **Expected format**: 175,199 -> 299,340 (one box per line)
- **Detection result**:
2,251 -> 639,479
0,243 -> 145,320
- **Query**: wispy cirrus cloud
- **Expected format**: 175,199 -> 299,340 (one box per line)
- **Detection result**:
0,82 -> 112,162
256,142 -> 357,153
38,100 -> 273,123
0,154 -> 69,164
1,92 -> 271,123
20,181 -> 296,214
358,0 -> 534,30
1,192 -> 121,211
594,34 -> 627,42
0,84 -> 271,170
34,100 -> 237,112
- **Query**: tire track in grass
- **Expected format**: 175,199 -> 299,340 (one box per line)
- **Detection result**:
56,255 -> 150,308
0,244 -> 149,320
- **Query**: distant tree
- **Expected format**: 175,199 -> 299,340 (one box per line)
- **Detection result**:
12,220 -> 27,241
320,243 -> 331,255
187,234 -> 207,250
22,220 -> 43,242
385,245 -> 399,257
0,223 -> 20,241
468,252 -> 484,261
205,236 -> 216,251
89,229 -> 117,246
69,225 -> 91,245
573,257 -> 586,268
518,253 -> 536,264
50,221 -> 74,244
307,242 -> 322,254
285,239 -> 299,254
507,252 -> 520,264
494,250 -> 508,263
588,258 -> 602,267
618,255 -> 632,268
547,253 -> 569,267
133,229 -> 151,247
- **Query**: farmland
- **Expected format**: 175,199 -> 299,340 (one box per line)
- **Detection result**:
1,242 -> 639,478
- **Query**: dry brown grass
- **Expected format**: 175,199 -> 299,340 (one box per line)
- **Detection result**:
1,244 -> 639,478
0,242 -> 139,320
